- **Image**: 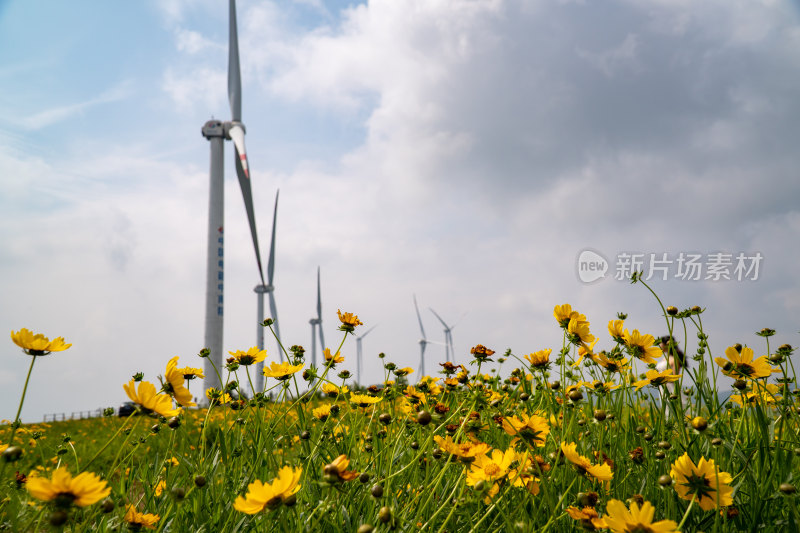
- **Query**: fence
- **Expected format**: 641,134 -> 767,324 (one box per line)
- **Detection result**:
42,409 -> 105,422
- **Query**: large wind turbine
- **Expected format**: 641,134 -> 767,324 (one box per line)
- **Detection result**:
254,190 -> 282,394
202,0 -> 266,391
355,325 -> 377,386
429,308 -> 465,363
308,267 -> 325,367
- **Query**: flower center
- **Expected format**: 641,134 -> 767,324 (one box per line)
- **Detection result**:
54,492 -> 77,509
627,525 -> 655,533
683,472 -> 715,500
484,464 -> 500,477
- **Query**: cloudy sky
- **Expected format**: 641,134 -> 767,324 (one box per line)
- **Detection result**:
1,0 -> 799,422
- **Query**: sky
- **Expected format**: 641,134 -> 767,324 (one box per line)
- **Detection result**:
1,0 -> 799,422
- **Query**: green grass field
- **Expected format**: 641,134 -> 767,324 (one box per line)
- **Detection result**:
2,278 -> 799,532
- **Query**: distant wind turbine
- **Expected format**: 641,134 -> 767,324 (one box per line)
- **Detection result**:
414,295 -> 444,376
202,0 -> 266,391
254,190 -> 282,394
429,308 -> 466,363
308,267 -> 325,367
355,325 -> 377,386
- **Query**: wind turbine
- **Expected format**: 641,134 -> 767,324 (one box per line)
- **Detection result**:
414,295 -> 444,376
308,267 -> 325,367
201,0 -> 266,391
254,190 -> 282,394
355,325 -> 377,386
429,308 -> 466,363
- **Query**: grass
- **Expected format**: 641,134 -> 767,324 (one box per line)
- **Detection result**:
1,277 -> 799,532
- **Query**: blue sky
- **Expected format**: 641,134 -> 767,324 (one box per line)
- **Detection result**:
1,0 -> 800,422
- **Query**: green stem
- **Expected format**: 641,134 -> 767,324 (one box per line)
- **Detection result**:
676,494 -> 697,531
6,355 -> 37,447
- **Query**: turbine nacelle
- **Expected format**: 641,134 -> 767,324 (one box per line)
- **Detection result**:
309,318 -> 321,325
201,120 -> 225,138
254,284 -> 274,293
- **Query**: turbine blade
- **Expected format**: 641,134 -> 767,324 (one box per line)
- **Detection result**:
450,311 -> 468,330
316,267 -> 322,319
429,307 -> 449,329
267,190 -> 279,285
359,325 -> 377,340
228,0 -> 241,122
228,124 -> 250,179
413,294 -> 426,339
230,127 -> 265,285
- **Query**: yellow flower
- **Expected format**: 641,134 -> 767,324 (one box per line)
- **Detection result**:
581,380 -> 621,393
164,356 -> 196,407
608,320 -> 627,343
337,310 -> 363,331
323,348 -> 344,365
11,328 -> 72,356
263,361 -> 304,380
604,499 -> 679,533
670,453 -> 733,511
123,380 -> 180,417
154,479 -> 166,497
524,349 -> 552,370
394,367 -> 414,377
324,455 -> 359,482
507,451 -> 542,496
714,345 -> 773,380
554,304 -> 577,327
730,383 -> 781,407
574,339 -> 598,367
561,442 -> 613,486
177,366 -> 204,380
623,330 -> 663,365
124,505 -> 160,529
349,393 -> 382,408
467,449 -> 515,486
404,385 -> 428,405
633,368 -> 682,391
321,383 -> 348,396
470,344 -> 495,361
205,387 -> 232,404
568,317 -> 596,349
234,466 -> 302,513
313,404 -> 332,421
501,413 -> 550,447
566,506 -> 607,530
433,436 -> 491,459
26,467 -> 110,507
591,351 -> 629,373
228,346 -> 267,366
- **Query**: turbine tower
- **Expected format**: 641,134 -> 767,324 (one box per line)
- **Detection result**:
254,190 -> 282,394
309,267 -> 325,367
355,325 -> 377,386
202,0 -> 266,390
429,308 -> 465,363
413,295 -> 444,376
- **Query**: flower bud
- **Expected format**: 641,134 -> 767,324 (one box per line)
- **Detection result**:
378,506 -> 392,523
691,417 -> 708,432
